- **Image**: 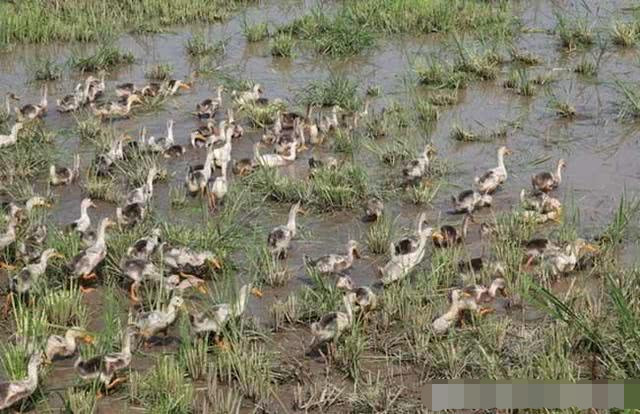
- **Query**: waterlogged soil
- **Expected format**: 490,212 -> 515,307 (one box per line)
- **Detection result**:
1,0 -> 639,412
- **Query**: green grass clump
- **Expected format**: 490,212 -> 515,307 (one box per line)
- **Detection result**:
0,0 -> 246,46
615,80 -> 640,119
548,96 -> 576,118
130,356 -> 195,413
238,100 -> 287,128
611,21 -> 638,47
0,343 -> 30,380
30,58 -> 62,81
75,115 -> 107,142
574,58 -> 597,77
298,74 -> 360,112
64,389 -> 97,414
271,32 -> 295,57
185,34 -> 225,57
414,59 -> 467,89
503,68 -> 536,96
39,288 -> 88,327
454,48 -> 501,81
70,45 -> 134,72
0,122 -> 53,181
145,63 -> 173,81
510,48 -> 541,65
244,21 -> 269,42
555,15 -> 594,50
366,214 -> 392,255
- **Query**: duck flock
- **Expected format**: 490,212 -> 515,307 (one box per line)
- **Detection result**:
0,70 -> 601,410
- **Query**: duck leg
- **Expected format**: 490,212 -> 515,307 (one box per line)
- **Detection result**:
107,376 -> 127,390
82,272 -> 97,280
129,283 -> 140,303
80,286 -> 96,294
2,293 -> 14,317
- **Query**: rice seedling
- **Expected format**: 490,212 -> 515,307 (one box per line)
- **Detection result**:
298,74 -> 360,112
70,45 -> 134,72
414,59 -> 467,89
185,34 -> 225,57
293,378 -> 343,411
95,286 -> 124,354
426,91 -> 458,107
366,214 -> 392,254
238,100 -> 287,127
415,99 -> 440,124
271,32 -> 295,58
548,96 -> 576,118
574,58 -> 598,77
334,322 -> 368,380
270,295 -> 300,331
75,115 -> 107,142
366,84 -> 382,97
11,303 -> 49,348
63,388 -> 97,414
454,47 -> 500,81
244,167 -> 306,204
406,180 -> 441,205
615,80 -> 640,119
555,15 -> 594,51
333,129 -> 358,156
308,163 -> 369,211
39,287 -> 88,327
30,58 -> 62,81
510,48 -> 541,65
611,21 -> 638,47
169,184 -> 188,208
82,171 -> 120,203
200,371 -> 243,414
248,243 -> 292,288
365,137 -> 416,167
130,355 -> 195,413
0,343 -> 30,380
145,63 -> 173,81
0,122 -> 53,181
213,340 -> 274,403
450,124 -> 480,142
179,334 -> 209,381
503,68 -> 536,96
532,71 -> 557,86
243,21 -> 269,43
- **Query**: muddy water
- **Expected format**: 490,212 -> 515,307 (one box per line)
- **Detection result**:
1,0 -> 639,410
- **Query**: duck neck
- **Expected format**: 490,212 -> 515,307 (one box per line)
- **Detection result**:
443,303 -> 460,321
461,216 -> 471,239
4,96 -> 9,114
286,206 -> 298,234
95,220 -> 109,247
26,356 -> 40,387
167,122 -> 174,145
146,170 -> 155,195
121,332 -> 132,356
80,203 -> 90,222
555,161 -> 563,183
217,87 -> 223,103
41,86 -> 48,107
497,150 -> 506,172
64,330 -> 80,349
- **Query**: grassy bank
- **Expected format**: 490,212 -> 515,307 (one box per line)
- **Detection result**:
0,0 -> 251,47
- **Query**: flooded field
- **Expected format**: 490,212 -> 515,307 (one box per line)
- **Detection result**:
0,0 -> 639,412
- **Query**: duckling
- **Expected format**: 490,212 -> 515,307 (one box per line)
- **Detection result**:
451,189 -> 492,214
74,328 -> 136,393
49,154 -> 80,185
267,202 -> 302,259
432,289 -> 480,335
120,257 -> 163,302
532,159 -> 566,194
16,223 -> 48,263
125,166 -> 157,205
520,189 -> 563,214
274,118 -> 300,155
164,274 -> 208,294
191,120 -> 226,148
543,239 -> 598,276
162,79 -> 192,96
212,126 -> 233,168
226,108 -> 244,139
116,203 -> 146,228
308,155 -> 338,173
520,208 -> 563,224
161,244 -> 222,274
432,214 -> 472,248
126,228 -> 162,259
305,240 -> 360,274
403,144 -> 436,183
362,197 -> 384,222
303,105 -> 321,145
45,328 -> 93,362
0,122 -> 24,148
186,148 -> 215,196
461,277 -> 507,307
232,158 -> 255,176
522,238 -> 560,268
4,249 -> 63,314
318,105 -> 340,134
147,119 -> 179,155
16,85 -> 47,120
115,82 -> 141,99
207,160 -> 229,211
0,353 -> 43,411
393,212 -> 429,256
94,135 -> 130,176
85,73 -> 106,99
133,296 -> 185,342
474,146 -> 512,194
91,94 -> 143,119
57,83 -> 85,113
69,218 -> 114,291
190,284 -> 262,341
253,141 -> 298,167
196,85 -> 224,119
309,294 -> 353,356
335,276 -> 377,314
233,83 -> 263,105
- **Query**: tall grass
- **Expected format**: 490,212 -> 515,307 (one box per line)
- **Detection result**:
70,44 -> 134,72
130,356 -> 195,413
0,0 -> 250,46
30,58 -> 62,81
297,74 -> 360,112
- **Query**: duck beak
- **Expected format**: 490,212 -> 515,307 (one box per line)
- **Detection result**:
180,83 -> 191,90
584,243 -> 599,254
298,207 -> 308,216
207,258 -> 222,270
461,291 -> 473,299
83,335 -> 95,344
432,231 -> 444,243
197,284 -> 208,294
250,287 -> 263,298
479,307 -> 495,316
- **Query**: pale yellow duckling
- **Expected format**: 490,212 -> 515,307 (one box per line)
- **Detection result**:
474,146 -> 512,194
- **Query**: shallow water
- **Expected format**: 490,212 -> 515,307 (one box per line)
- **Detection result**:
1,0 -> 639,410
